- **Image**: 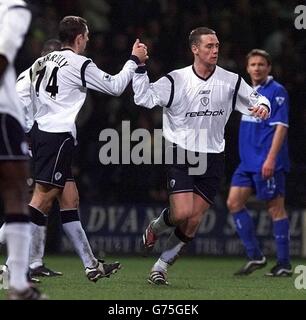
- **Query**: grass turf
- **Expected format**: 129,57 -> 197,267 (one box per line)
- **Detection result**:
1,255 -> 305,300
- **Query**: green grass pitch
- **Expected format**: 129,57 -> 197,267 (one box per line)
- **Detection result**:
1,255 -> 305,300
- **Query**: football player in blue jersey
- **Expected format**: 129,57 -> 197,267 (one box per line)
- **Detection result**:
227,49 -> 291,277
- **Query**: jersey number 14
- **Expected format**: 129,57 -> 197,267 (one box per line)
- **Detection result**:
35,66 -> 59,99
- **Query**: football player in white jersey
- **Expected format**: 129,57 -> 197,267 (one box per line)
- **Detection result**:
132,27 -> 271,285
0,0 -> 46,299
26,16 -> 148,283
0,39 -> 63,279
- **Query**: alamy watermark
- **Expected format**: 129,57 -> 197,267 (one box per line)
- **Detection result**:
98,121 -> 208,175
0,265 -> 9,290
294,265 -> 306,290
294,5 -> 306,29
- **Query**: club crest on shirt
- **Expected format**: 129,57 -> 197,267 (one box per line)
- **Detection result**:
275,96 -> 285,105
169,179 -> 176,188
54,172 -> 62,181
250,91 -> 260,98
200,97 -> 209,106
103,74 -> 112,81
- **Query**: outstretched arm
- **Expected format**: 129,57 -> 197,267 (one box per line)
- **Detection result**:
235,77 -> 271,120
84,39 -> 148,96
132,69 -> 173,109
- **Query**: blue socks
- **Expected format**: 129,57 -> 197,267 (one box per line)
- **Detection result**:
233,209 -> 291,265
273,218 -> 290,266
233,209 -> 263,260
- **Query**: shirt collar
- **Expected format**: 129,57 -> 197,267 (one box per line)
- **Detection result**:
254,75 -> 273,90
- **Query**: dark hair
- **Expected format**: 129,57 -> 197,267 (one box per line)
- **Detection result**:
246,49 -> 272,66
189,27 -> 216,47
59,16 -> 87,45
41,39 -> 61,56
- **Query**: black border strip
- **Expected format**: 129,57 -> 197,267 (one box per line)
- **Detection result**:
232,75 -> 241,111
9,5 -> 29,10
16,75 -> 25,83
80,59 -> 91,87
165,74 -> 174,108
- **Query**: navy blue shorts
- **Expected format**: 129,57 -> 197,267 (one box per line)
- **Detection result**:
231,164 -> 286,200
30,122 -> 74,188
0,113 -> 29,161
166,151 -> 224,205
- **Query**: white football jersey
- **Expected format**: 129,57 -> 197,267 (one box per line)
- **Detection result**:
133,65 -> 270,153
0,0 -> 31,126
29,49 -> 139,139
16,67 -> 33,132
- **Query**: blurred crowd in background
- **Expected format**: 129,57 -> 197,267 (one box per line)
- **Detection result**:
15,0 -> 306,207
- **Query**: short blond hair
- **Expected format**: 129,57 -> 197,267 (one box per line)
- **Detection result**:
246,49 -> 272,66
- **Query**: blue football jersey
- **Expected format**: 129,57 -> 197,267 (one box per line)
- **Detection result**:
238,77 -> 290,172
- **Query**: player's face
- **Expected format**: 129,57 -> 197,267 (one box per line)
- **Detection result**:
192,34 -> 219,66
247,55 -> 271,85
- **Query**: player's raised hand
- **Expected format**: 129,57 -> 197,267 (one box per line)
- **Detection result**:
132,39 -> 149,64
249,104 -> 270,120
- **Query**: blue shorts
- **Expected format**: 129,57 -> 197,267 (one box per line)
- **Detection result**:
231,165 -> 286,201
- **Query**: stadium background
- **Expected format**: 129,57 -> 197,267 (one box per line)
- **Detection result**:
1,0 -> 306,258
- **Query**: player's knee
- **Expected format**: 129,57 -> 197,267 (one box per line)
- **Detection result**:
74,196 -> 80,208
190,214 -> 203,228
31,191 -> 55,213
227,197 -> 243,213
171,208 -> 193,224
37,198 -> 53,213
59,196 -> 79,210
268,206 -> 287,220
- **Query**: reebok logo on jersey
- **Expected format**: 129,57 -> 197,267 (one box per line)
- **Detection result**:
185,109 -> 225,117
199,90 -> 211,94
275,96 -> 285,105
